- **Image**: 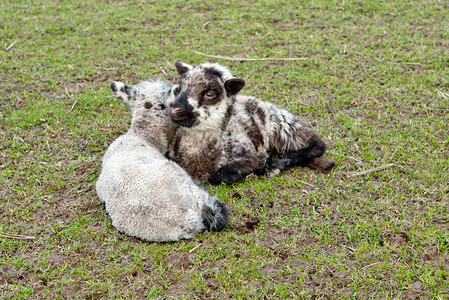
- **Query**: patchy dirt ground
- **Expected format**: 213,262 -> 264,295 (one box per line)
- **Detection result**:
1,115 -> 448,298
1,165 -> 448,298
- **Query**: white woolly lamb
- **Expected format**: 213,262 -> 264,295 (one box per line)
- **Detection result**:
96,79 -> 228,242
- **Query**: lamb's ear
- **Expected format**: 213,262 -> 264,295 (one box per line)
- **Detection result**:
175,62 -> 193,75
110,81 -> 137,106
224,78 -> 245,96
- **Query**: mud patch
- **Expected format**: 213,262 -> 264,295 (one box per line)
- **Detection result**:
384,232 -> 409,246
258,263 -> 280,279
406,281 -> 427,299
299,236 -> 320,247
233,215 -> 261,234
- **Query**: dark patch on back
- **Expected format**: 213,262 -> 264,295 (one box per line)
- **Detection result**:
256,106 -> 266,126
245,99 -> 258,113
246,118 -> 264,150
245,98 -> 266,126
220,105 -> 234,131
270,131 -> 284,153
269,114 -> 286,153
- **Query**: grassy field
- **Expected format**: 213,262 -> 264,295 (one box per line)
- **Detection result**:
1,0 -> 448,298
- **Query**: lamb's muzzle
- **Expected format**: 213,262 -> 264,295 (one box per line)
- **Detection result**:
170,92 -> 199,127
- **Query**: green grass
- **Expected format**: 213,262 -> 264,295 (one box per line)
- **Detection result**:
1,0 -> 448,298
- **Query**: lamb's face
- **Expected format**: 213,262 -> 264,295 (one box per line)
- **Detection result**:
169,62 -> 245,130
110,80 -> 172,114
110,80 -> 176,152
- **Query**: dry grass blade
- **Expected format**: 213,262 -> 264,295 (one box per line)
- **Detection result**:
0,232 -> 36,240
436,89 -> 449,99
361,262 -> 381,270
344,163 -> 396,178
194,51 -> 307,61
188,243 -> 202,253
374,58 -> 423,66
5,40 -> 17,51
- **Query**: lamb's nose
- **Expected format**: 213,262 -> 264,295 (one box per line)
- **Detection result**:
171,107 -> 183,115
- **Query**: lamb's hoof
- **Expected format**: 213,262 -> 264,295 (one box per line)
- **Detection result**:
209,167 -> 244,185
267,168 -> 280,178
272,158 -> 291,171
307,157 -> 335,171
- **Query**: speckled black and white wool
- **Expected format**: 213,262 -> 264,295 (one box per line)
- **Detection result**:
168,62 -> 334,185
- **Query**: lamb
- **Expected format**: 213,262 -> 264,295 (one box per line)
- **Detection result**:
95,79 -> 228,242
168,62 -> 335,185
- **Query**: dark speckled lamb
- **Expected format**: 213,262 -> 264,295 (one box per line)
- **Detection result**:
167,62 -> 335,185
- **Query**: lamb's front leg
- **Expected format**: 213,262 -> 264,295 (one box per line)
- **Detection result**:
208,158 -> 258,185
208,141 -> 259,185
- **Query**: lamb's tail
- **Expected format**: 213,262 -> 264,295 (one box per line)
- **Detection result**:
201,194 -> 229,232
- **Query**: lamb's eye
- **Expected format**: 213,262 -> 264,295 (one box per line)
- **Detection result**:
203,90 -> 217,101
173,86 -> 181,95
